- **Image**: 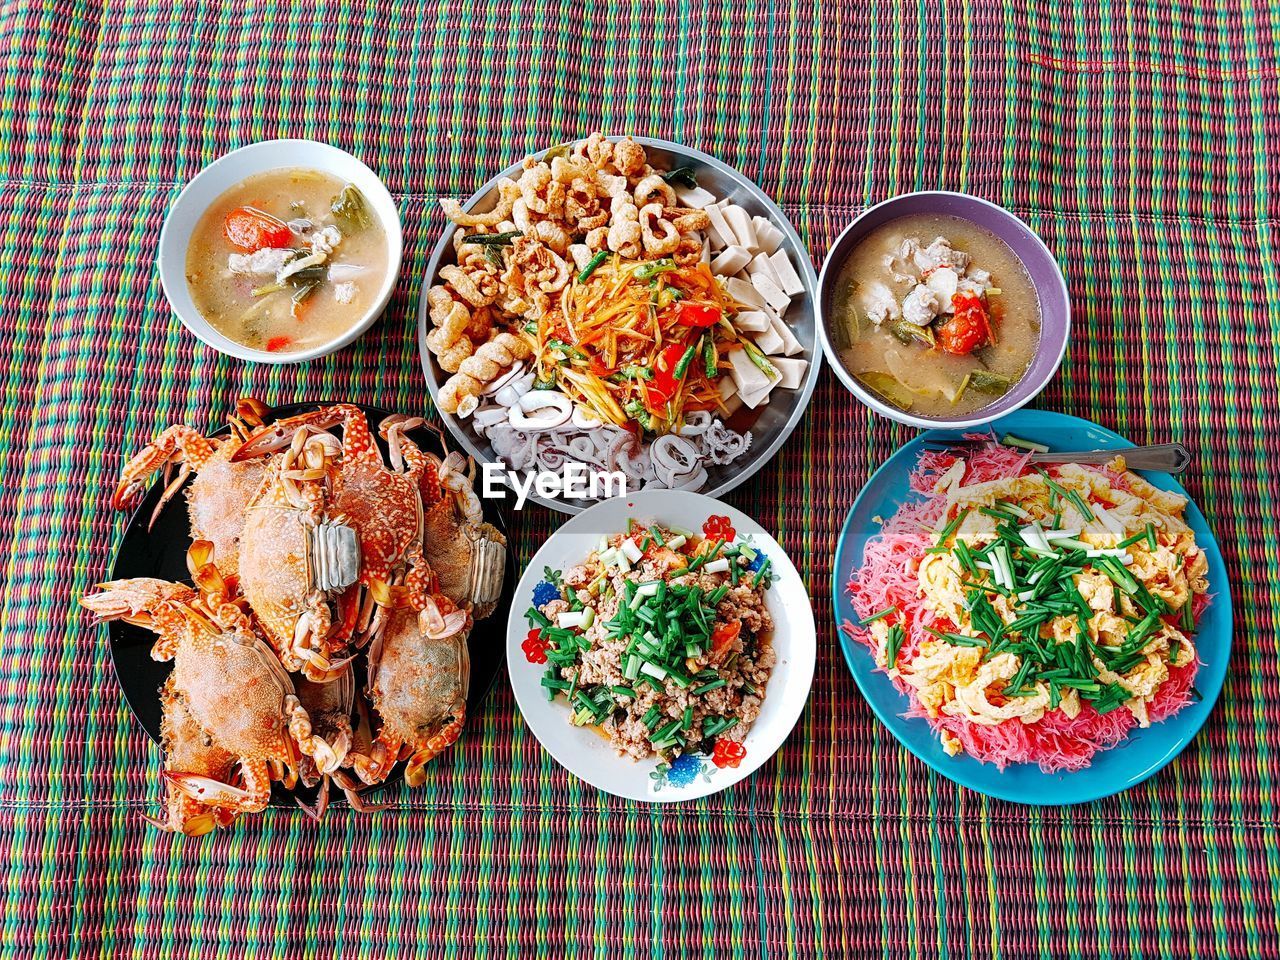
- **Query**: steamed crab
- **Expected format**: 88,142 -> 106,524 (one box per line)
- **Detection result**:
153,676 -> 240,836
232,405 -> 468,674
346,601 -> 471,788
111,398 -> 270,579
417,447 -> 507,622
232,427 -> 354,681
80,552 -> 315,831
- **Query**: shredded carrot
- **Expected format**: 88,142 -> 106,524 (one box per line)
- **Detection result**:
533,258 -> 754,433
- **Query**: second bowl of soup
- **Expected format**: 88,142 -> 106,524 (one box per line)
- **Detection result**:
818,192 -> 1069,429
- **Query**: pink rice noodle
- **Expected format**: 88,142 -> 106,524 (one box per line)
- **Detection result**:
846,440 -> 1204,773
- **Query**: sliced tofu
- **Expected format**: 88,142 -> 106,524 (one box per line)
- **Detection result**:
734,309 -> 774,333
768,250 -> 805,297
716,376 -> 744,417
770,315 -> 804,356
710,245 -> 753,277
700,236 -> 711,265
727,348 -> 776,404
769,356 -> 808,390
727,348 -> 783,410
722,206 -> 757,252
752,273 -> 792,314
751,216 -> 785,255
724,276 -> 768,311
750,324 -> 785,356
674,184 -> 717,209
746,253 -> 780,284
703,205 -> 736,250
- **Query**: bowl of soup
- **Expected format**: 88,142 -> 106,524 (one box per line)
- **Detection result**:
817,192 -> 1069,429
158,140 -> 402,363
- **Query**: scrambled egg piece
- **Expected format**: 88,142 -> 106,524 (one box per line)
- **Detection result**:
899,457 -> 1206,737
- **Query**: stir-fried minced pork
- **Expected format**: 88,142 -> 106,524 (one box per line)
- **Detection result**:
527,522 -> 775,762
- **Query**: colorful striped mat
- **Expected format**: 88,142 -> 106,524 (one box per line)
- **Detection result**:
1,0 -> 1278,956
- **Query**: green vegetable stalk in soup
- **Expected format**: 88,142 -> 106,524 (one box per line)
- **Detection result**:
832,214 -> 1041,417
185,168 -> 387,354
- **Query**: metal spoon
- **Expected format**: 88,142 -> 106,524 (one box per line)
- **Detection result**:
926,440 -> 1192,474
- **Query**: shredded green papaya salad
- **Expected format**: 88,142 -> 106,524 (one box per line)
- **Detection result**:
523,519 -> 775,763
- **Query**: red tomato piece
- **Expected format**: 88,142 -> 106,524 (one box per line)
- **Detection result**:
644,341 -> 690,415
937,293 -> 991,356
702,515 -> 736,542
711,739 -> 746,769
265,336 -> 293,352
521,629 -> 549,664
224,206 -> 294,252
709,619 -> 741,657
678,302 -> 722,329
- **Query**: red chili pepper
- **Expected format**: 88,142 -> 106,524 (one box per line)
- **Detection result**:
224,206 -> 294,252
644,341 -> 690,415
521,629 -> 549,664
677,302 -> 722,329
711,738 -> 746,769
937,293 -> 991,356
265,336 -> 293,352
702,515 -> 736,542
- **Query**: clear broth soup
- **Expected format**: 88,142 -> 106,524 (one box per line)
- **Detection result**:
831,214 -> 1041,417
185,168 -> 388,354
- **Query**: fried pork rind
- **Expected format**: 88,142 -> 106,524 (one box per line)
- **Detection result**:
428,132 -> 712,383
437,332 -> 532,415
439,177 -> 520,227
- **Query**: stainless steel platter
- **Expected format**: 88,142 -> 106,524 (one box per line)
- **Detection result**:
418,136 -> 821,513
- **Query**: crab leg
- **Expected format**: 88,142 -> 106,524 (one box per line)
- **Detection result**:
112,425 -> 222,511
167,759 -> 272,814
232,404 -> 375,464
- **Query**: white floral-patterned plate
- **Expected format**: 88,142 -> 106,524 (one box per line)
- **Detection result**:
506,490 -> 816,802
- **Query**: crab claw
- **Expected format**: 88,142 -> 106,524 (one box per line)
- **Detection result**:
236,397 -> 270,422
230,406 -> 355,462
295,780 -> 330,822
164,772 -> 253,803
230,422 -> 305,461
111,426 -> 219,510
79,579 -> 194,624
111,447 -> 172,510
404,716 -> 465,787
419,596 -> 469,640
378,414 -> 426,438
333,770 -> 392,813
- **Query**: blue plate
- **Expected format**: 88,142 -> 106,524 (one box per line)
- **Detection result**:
832,410 -> 1232,805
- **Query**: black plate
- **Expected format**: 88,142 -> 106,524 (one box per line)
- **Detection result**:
105,401 -> 515,806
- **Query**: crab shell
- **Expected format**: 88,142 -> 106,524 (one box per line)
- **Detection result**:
156,676 -> 239,836
111,399 -> 269,580
419,456 -> 507,622
170,620 -> 299,785
350,605 -> 471,787
185,451 -> 267,580
236,454 -> 346,680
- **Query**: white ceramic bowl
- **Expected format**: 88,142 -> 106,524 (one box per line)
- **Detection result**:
506,490 -> 817,802
157,139 -> 404,364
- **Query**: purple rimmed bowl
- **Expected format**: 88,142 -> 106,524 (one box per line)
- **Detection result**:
816,191 -> 1070,430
